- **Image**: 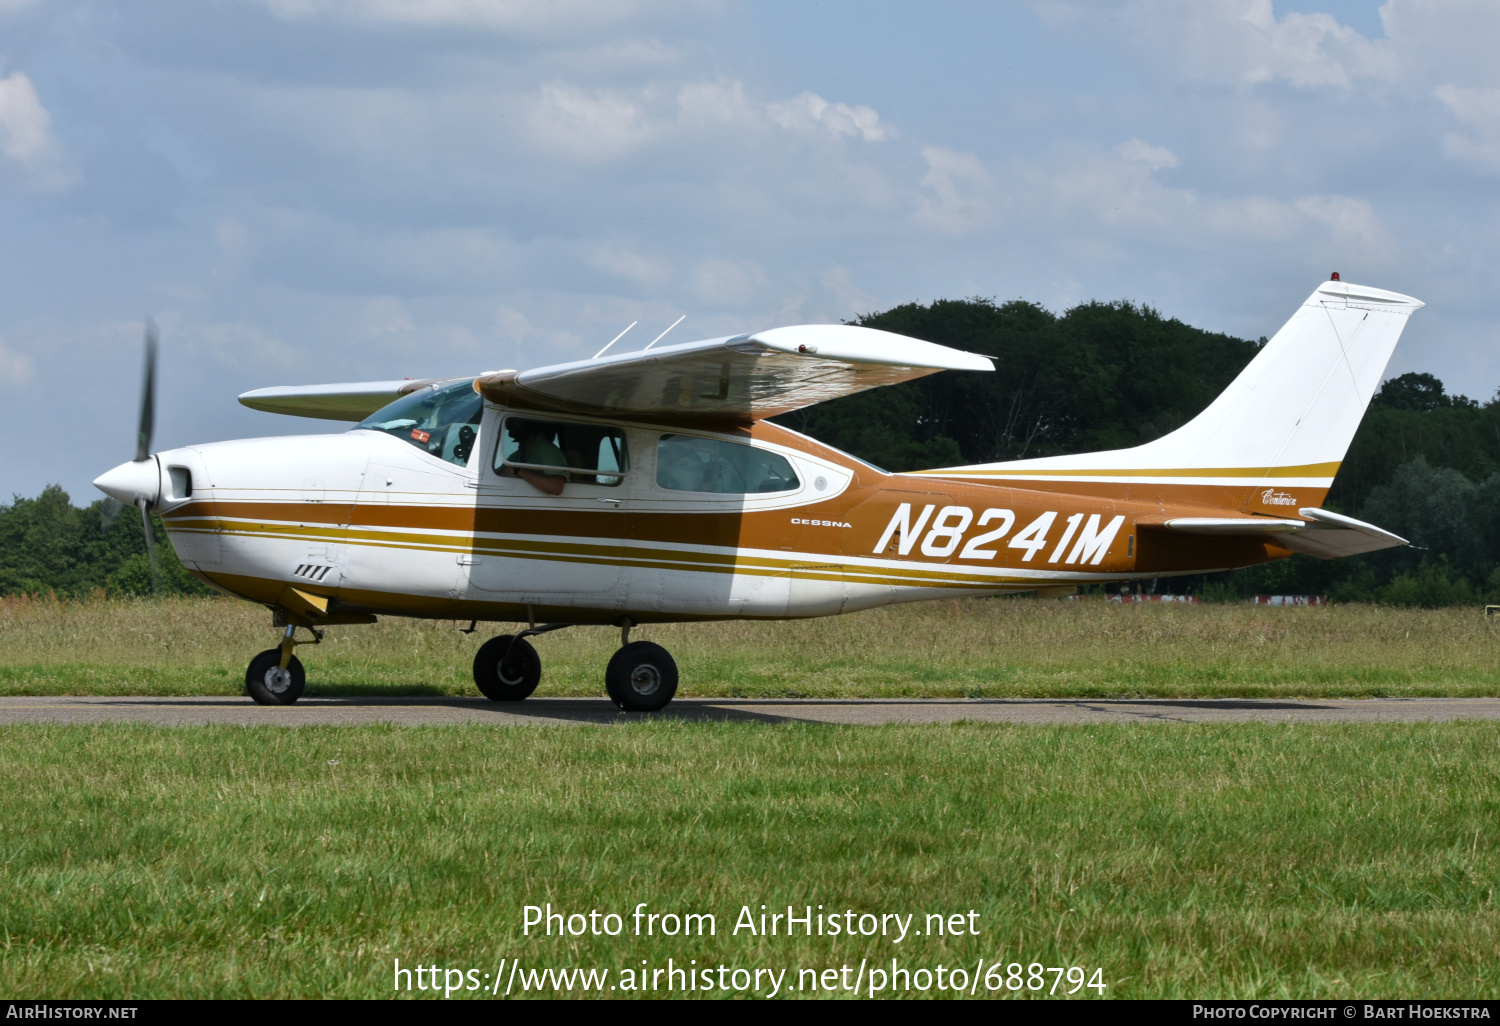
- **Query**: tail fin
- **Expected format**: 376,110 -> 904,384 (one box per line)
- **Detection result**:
920,279 -> 1423,513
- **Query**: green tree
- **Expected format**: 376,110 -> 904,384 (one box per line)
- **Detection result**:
0,486 -> 210,597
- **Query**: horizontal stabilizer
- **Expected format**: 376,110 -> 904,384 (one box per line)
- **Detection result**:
479,324 -> 993,423
1162,517 -> 1306,534
239,379 -> 444,421
1284,507 -> 1408,559
1157,508 -> 1407,559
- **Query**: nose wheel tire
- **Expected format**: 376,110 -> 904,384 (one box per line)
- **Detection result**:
246,649 -> 306,705
605,641 -> 678,712
473,635 -> 542,701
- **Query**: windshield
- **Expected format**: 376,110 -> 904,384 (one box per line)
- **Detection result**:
356,378 -> 483,466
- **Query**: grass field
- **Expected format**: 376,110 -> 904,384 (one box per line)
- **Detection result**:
2,721 -> 1497,999
3,594 -> 1500,699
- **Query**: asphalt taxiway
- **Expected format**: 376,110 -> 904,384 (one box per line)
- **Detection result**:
1,696 -> 1498,726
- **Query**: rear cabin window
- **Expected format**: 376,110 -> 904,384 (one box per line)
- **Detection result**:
496,417 -> 628,486
656,434 -> 800,494
357,378 -> 483,467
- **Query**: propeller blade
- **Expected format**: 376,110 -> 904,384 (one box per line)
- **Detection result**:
135,319 -> 157,463
138,499 -> 161,595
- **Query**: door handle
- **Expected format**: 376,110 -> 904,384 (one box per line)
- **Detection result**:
598,498 -> 622,506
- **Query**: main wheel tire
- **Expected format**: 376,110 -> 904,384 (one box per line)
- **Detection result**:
473,635 -> 542,701
245,648 -> 306,705
605,641 -> 678,712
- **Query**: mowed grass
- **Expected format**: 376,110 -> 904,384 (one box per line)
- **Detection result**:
1,722 -> 1497,999
3,594 -> 1500,698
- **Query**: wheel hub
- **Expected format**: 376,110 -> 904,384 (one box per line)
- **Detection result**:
262,666 -> 294,694
628,663 -> 660,696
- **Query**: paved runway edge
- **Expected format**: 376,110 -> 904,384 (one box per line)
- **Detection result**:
2,696 -> 1500,726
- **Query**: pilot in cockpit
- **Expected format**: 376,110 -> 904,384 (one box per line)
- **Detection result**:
511,420 -> 569,496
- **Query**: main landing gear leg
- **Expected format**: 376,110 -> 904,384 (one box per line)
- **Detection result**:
472,622 -> 571,702
605,618 -> 678,713
246,624 -> 321,705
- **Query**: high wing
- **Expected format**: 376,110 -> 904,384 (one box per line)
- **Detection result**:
476,324 -> 992,424
238,325 -> 991,425
1152,507 -> 1407,559
238,378 -> 460,421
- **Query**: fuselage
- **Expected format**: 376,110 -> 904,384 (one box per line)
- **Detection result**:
148,405 -> 1293,625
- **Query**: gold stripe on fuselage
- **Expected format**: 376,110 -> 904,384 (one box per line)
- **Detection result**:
165,512 -> 1120,592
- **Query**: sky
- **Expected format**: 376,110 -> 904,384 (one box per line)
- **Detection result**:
2,0 -> 1498,500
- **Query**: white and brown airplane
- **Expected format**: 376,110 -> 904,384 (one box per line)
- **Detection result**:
94,277 -> 1418,711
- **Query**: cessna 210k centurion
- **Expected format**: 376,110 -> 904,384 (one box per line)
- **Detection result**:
94,276 -> 1419,712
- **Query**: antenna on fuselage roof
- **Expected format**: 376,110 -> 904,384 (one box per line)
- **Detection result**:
643,314 -> 686,351
592,321 -> 637,360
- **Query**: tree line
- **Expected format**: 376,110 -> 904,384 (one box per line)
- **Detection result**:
3,296 -> 1497,603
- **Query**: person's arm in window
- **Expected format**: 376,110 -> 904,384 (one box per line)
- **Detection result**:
518,467 -> 565,495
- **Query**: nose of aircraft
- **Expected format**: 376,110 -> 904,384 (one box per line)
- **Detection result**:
94,458 -> 161,506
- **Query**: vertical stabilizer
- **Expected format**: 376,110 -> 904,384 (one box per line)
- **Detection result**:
918,280 -> 1424,513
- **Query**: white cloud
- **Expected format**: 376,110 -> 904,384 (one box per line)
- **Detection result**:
1000,142 -> 1394,264
1435,84 -> 1500,169
1381,0 -> 1500,88
357,297 -> 416,340
0,339 -> 34,387
526,83 -> 652,161
811,265 -> 877,320
916,146 -> 993,233
1116,138 -> 1179,170
494,304 -> 585,357
213,217 -> 250,278
520,80 -> 889,163
768,264 -> 878,325
767,92 -> 887,142
495,305 -> 537,344
183,319 -> 301,372
676,79 -> 758,129
690,257 -> 768,306
0,71 -> 73,188
1294,194 -> 1392,256
0,73 -> 51,159
1036,0 -> 1395,89
589,246 -> 672,286
257,0 -> 691,29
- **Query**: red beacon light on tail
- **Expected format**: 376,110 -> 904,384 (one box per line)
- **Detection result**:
1330,272 -> 1341,281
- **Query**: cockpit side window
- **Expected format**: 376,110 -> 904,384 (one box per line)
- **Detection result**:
496,417 -> 629,486
656,434 -> 800,494
356,379 -> 483,467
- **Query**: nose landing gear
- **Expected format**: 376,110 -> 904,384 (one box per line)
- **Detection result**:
245,624 -> 321,705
